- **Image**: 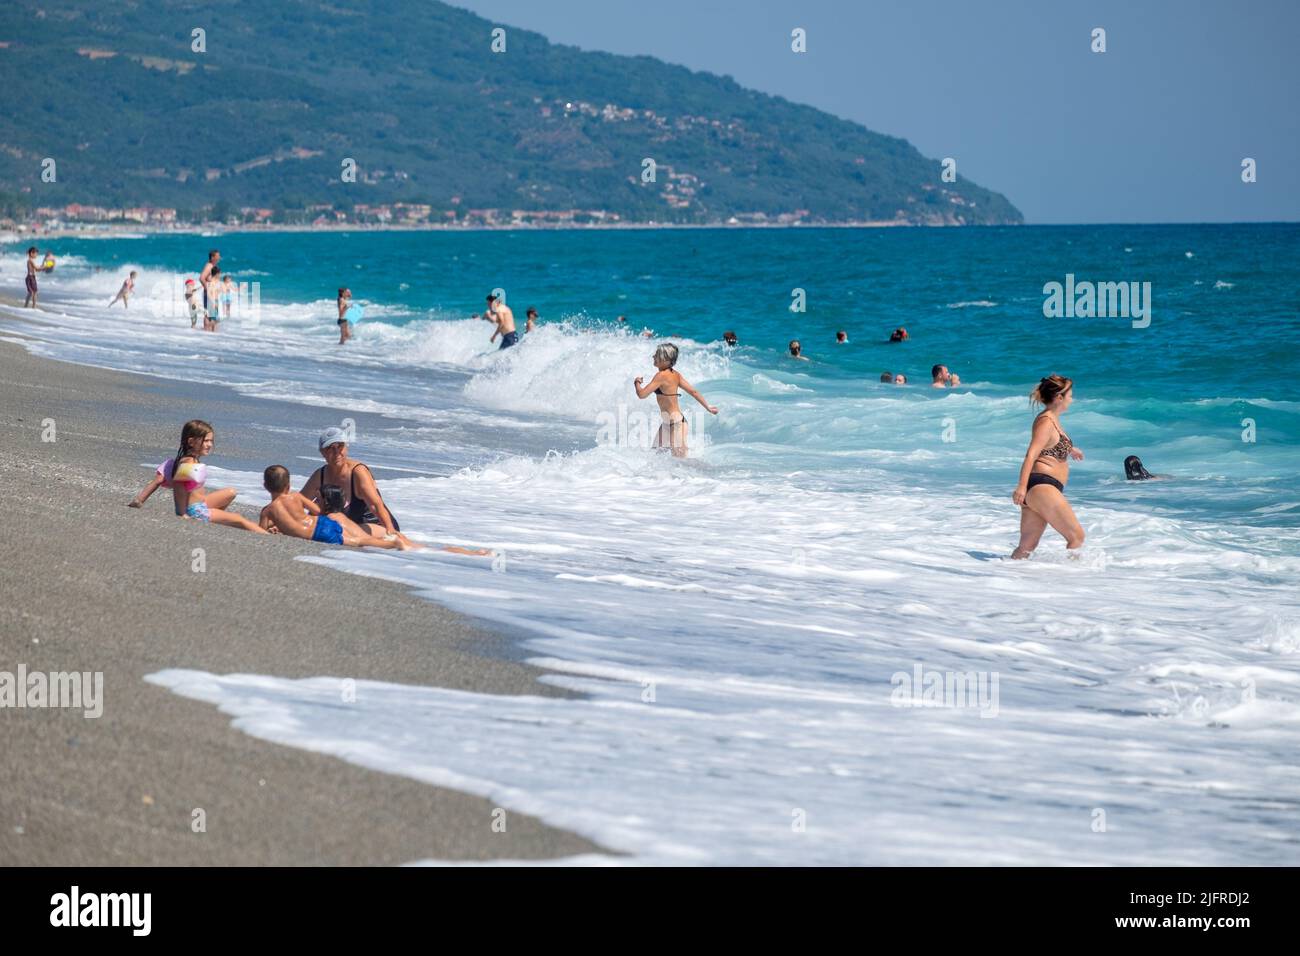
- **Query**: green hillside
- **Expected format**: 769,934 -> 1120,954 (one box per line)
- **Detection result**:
0,1 -> 1023,225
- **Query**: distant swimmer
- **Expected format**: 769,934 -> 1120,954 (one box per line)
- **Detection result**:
634,342 -> 719,458
836,330 -> 848,343
931,364 -> 961,388
1124,455 -> 1166,480
109,271 -> 137,309
893,373 -> 908,385
525,307 -> 539,333
487,293 -> 517,349
889,327 -> 909,343
184,279 -> 204,328
337,287 -> 354,344
789,340 -> 808,361
880,371 -> 892,382
24,247 -> 40,308
722,330 -> 738,347
1011,375 -> 1086,559
259,465 -> 414,550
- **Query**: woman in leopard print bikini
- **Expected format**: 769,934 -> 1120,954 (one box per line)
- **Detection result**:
1011,374 -> 1086,558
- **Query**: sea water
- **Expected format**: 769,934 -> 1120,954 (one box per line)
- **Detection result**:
5,225 -> 1299,863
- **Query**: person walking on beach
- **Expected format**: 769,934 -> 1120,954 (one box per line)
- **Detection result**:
634,343 -> 719,458
1011,375 -> 1086,558
300,427 -> 403,539
487,293 -> 517,349
109,271 -> 137,309
24,247 -> 42,308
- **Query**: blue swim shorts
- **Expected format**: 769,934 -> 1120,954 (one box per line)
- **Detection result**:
312,514 -> 344,544
185,502 -> 211,523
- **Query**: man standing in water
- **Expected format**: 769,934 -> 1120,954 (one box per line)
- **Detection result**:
199,249 -> 221,315
487,293 -> 518,349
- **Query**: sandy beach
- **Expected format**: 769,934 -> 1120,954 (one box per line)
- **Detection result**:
0,327 -> 606,865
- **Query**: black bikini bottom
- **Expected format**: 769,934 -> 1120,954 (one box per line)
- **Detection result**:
1027,473 -> 1064,494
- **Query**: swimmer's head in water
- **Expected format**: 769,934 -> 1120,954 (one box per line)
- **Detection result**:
526,307 -> 538,317
880,371 -> 892,382
176,419 -> 214,464
789,340 -> 802,356
1030,374 -> 1073,408
654,343 -> 679,369
836,331 -> 847,342
263,464 -> 290,494
894,373 -> 907,385
1124,455 -> 1155,480
723,330 -> 737,346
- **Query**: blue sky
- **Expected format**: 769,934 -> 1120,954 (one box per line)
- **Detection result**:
452,0 -> 1298,224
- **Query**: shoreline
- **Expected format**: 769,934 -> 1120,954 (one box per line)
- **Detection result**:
0,329 -> 608,865
2,218 -> 996,242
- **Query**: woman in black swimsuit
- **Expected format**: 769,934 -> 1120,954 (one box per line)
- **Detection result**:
1011,375 -> 1086,558
633,343 -> 718,458
300,427 -> 401,538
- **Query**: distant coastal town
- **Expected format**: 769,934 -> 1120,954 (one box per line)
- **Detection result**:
3,201 -> 898,237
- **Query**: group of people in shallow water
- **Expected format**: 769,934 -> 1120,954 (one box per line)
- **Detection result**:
128,419 -> 487,554
67,246 -> 1161,559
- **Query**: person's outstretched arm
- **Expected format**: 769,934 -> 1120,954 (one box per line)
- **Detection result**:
128,474 -> 164,508
678,375 -> 718,414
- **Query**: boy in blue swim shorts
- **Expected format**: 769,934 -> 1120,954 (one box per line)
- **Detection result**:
258,465 -> 412,550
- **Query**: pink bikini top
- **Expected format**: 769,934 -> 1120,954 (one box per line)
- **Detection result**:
158,457 -> 208,492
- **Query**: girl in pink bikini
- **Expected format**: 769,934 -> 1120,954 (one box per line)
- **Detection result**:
129,419 -> 266,533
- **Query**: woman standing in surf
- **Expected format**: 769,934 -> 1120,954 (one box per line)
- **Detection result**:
634,343 -> 718,458
1011,375 -> 1086,558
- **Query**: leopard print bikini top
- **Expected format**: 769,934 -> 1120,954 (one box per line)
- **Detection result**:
1036,415 -> 1073,461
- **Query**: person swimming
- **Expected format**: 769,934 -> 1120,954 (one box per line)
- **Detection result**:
1011,375 -> 1086,558
789,340 -> 808,360
1124,455 -> 1157,480
722,330 -> 738,347
880,371 -> 892,382
836,331 -> 848,343
889,327 -> 909,343
633,343 -> 719,458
